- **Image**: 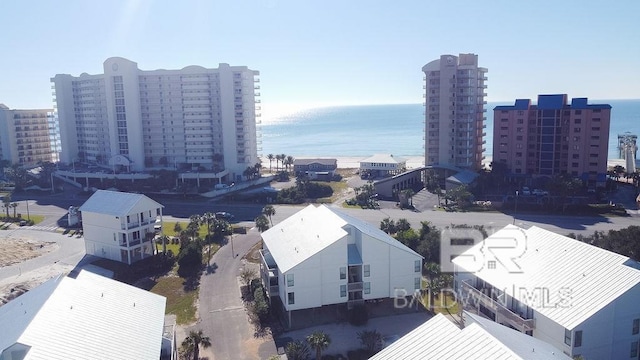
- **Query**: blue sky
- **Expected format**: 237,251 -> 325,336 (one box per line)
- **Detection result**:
1,0 -> 639,118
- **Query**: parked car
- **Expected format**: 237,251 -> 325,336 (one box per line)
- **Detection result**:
532,189 -> 549,196
521,187 -> 531,196
215,212 -> 234,221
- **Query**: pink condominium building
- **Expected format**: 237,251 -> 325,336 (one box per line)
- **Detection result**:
493,95 -> 611,187
423,54 -> 488,170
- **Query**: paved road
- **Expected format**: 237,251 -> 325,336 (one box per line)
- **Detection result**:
195,227 -> 277,360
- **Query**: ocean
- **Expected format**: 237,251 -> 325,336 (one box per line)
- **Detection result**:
260,100 -> 640,161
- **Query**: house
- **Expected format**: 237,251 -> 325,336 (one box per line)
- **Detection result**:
79,190 -> 164,264
371,312 -> 570,359
293,158 -> 337,180
453,225 -> 640,360
259,204 -> 422,327
0,270 -> 175,360
359,154 -> 406,178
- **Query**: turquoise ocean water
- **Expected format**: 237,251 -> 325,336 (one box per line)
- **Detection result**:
261,100 -> 640,160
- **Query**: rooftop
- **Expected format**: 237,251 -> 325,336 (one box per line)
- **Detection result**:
370,313 -> 569,360
0,270 -> 166,360
261,205 -> 420,273
360,154 -> 406,165
453,225 -> 640,330
79,189 -> 163,216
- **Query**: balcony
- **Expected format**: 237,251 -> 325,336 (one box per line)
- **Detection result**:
348,282 -> 363,291
460,279 -> 535,332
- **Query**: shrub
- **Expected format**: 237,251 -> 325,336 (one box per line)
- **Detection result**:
251,284 -> 270,323
177,241 -> 202,277
285,340 -> 310,360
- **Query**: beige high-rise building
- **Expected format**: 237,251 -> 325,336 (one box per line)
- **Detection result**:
0,104 -> 59,167
52,57 -> 260,182
423,54 -> 487,170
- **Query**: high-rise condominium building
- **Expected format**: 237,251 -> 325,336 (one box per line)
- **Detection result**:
51,57 -> 260,181
493,95 -> 611,187
0,104 -> 59,167
423,54 -> 487,170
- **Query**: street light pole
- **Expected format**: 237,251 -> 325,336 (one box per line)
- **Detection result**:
230,235 -> 235,258
25,200 -> 30,220
513,190 -> 519,225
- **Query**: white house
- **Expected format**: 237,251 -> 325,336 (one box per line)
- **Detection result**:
0,270 -> 175,360
359,154 -> 406,178
371,312 -> 570,360
79,190 -> 164,264
453,225 -> 640,360
259,204 -> 422,327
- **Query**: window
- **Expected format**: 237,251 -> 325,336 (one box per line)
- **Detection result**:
414,277 -> 421,290
287,292 -> 295,305
414,260 -> 421,272
633,319 -> 639,335
340,267 -> 346,280
574,119 -> 582,124
574,330 -> 582,347
287,274 -> 294,287
340,285 -> 346,297
364,282 -> 371,294
564,328 -> 571,346
631,341 -> 639,358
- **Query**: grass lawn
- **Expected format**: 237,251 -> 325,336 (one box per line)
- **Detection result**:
150,273 -> 198,325
0,214 -> 44,224
422,292 -> 460,315
161,220 -> 209,238
313,180 -> 349,203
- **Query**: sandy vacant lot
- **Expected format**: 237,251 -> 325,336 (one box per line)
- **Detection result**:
0,230 -> 67,305
0,236 -> 58,267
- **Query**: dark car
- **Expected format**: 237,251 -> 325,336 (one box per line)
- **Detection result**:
215,212 -> 234,221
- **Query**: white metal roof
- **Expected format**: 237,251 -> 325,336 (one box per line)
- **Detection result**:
370,313 -> 569,360
261,205 -> 421,273
360,154 -> 406,165
79,189 -> 163,217
0,270 -> 166,360
453,225 -> 640,330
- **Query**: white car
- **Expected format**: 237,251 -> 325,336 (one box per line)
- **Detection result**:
521,187 -> 531,196
532,189 -> 549,196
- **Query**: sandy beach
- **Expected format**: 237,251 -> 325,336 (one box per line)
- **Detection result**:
260,155 -> 425,170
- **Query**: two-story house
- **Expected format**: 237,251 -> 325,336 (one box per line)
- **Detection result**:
453,225 -> 640,360
79,190 -> 164,264
260,204 -> 422,328
292,158 -> 337,180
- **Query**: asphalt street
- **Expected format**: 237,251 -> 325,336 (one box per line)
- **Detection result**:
196,227 -> 277,360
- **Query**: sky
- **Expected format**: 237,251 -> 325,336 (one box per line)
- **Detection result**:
1,0 -> 639,119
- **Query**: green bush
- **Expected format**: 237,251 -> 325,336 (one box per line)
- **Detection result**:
177,241 -> 202,277
252,284 -> 270,322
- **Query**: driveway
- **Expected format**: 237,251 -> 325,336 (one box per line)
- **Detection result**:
195,227 -> 277,360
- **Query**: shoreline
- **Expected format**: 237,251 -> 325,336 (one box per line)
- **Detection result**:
260,156 -> 425,170
261,156 -> 632,171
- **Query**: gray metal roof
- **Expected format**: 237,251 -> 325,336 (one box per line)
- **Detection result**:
79,190 -> 163,216
0,271 -> 166,360
454,225 -> 640,330
371,313 -> 570,359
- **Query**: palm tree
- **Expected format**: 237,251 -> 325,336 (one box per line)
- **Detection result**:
181,329 -> 211,360
2,195 -> 11,219
187,214 -> 201,241
285,340 -> 311,360
280,153 -> 287,171
255,215 -> 270,232
267,154 -> 275,173
157,234 -> 169,255
10,202 -> 18,219
262,205 -> 276,226
402,188 -> 415,207
200,212 -> 216,241
275,154 -> 284,171
285,155 -> 294,172
395,218 -> 411,232
306,330 -> 331,360
424,262 -> 441,312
